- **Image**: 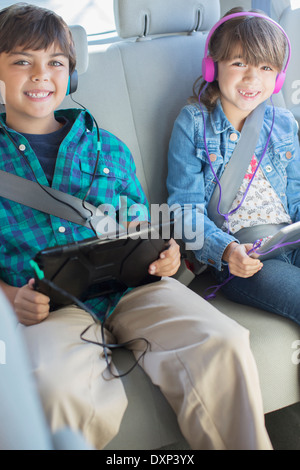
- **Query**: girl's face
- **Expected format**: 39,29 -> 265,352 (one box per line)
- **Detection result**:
217,48 -> 278,131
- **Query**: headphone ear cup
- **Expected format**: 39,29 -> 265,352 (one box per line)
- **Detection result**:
66,70 -> 78,95
273,71 -> 285,94
202,56 -> 217,83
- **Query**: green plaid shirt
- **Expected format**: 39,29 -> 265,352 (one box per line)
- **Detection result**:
0,108 -> 149,320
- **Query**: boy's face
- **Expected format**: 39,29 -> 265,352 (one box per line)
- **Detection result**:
0,44 -> 70,133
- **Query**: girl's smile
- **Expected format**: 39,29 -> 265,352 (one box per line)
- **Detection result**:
238,89 -> 261,99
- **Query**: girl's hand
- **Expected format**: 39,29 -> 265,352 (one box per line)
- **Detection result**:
14,278 -> 50,326
223,242 -> 263,278
148,238 -> 181,277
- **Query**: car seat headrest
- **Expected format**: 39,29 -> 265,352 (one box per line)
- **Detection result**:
113,0 -> 220,39
69,25 -> 89,75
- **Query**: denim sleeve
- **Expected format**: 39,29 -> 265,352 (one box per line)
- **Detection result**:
167,106 -> 236,270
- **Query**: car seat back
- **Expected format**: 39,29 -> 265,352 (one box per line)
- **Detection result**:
65,0 -> 220,206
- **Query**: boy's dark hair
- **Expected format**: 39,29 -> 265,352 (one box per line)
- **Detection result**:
0,2 -> 76,73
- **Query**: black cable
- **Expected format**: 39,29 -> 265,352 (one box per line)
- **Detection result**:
69,95 -> 102,236
41,277 -> 151,379
0,100 -> 102,236
1,101 -> 150,375
0,123 -> 92,224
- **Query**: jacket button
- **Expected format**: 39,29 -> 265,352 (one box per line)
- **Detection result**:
265,165 -> 272,172
103,167 -> 110,174
230,133 -> 238,142
19,144 -> 26,151
286,151 -> 292,159
209,154 -> 217,162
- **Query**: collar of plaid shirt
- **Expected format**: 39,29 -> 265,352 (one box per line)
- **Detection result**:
0,108 -> 149,321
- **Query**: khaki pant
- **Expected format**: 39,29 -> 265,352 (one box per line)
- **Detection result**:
19,277 -> 272,450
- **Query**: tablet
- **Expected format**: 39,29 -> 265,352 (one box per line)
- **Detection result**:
255,221 -> 300,260
31,224 -> 170,310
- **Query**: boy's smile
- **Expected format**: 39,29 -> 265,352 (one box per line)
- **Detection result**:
24,90 -> 54,100
0,44 -> 69,134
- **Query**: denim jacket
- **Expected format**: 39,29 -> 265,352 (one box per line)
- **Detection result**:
167,100 -> 300,271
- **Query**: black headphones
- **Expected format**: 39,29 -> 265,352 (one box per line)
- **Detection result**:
66,69 -> 78,95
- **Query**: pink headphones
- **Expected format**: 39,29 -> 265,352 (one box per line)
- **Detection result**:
202,11 -> 291,94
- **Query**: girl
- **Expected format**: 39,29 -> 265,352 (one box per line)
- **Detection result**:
167,8 -> 300,326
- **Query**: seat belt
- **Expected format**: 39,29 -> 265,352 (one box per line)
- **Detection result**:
233,223 -> 288,244
0,169 -> 110,230
207,101 -> 266,228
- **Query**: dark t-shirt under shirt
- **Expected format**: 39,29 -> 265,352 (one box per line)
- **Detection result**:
21,118 -> 72,184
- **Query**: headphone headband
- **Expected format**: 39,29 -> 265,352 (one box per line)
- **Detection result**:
202,11 -> 291,93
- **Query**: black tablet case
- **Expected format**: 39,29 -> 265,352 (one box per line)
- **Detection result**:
33,228 -> 168,309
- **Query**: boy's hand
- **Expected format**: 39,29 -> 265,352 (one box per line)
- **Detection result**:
14,278 -> 50,326
223,242 -> 263,278
148,238 -> 181,277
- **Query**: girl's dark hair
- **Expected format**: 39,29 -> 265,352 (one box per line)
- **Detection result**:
191,7 -> 288,110
0,2 -> 76,73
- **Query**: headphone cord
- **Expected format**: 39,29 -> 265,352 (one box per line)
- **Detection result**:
0,102 -> 101,236
198,87 -> 277,299
0,123 -> 90,221
70,95 -> 102,235
198,87 -> 276,233
41,276 -> 150,379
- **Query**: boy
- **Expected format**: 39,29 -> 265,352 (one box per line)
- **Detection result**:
0,3 -> 272,450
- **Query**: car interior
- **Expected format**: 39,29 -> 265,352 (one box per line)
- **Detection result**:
1,0 -> 300,451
